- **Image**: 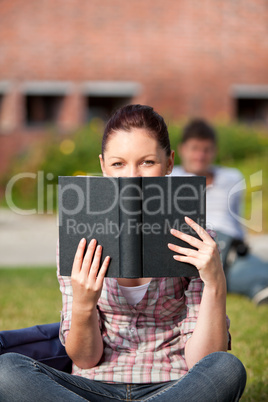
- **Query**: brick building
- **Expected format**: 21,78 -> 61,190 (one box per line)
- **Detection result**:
0,0 -> 268,172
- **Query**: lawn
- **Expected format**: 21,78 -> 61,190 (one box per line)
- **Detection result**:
0,268 -> 62,329
0,267 -> 267,401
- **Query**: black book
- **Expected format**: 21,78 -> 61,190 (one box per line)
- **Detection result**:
58,176 -> 206,277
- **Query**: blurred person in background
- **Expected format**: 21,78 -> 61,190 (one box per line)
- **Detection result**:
171,118 -> 268,305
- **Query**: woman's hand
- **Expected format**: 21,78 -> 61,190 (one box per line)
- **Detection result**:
168,216 -> 225,288
65,238 -> 110,369
169,217 -> 228,367
71,238 -> 110,311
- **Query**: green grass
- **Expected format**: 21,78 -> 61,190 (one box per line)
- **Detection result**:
226,294 -> 268,401
0,268 -> 267,400
0,267 -> 61,329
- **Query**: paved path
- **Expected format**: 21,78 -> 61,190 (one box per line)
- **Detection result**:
0,208 -> 267,267
0,208 -> 58,267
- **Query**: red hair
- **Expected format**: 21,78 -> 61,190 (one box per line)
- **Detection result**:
102,104 -> 171,157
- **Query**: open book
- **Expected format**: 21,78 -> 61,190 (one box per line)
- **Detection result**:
58,176 -> 206,277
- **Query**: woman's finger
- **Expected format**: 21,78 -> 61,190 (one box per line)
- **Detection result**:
173,253 -> 201,269
88,244 -> 103,279
184,216 -> 215,244
170,227 -> 202,250
167,242 -> 199,258
80,239 -> 97,276
96,256 -> 111,287
72,238 -> 87,275
170,217 -> 214,249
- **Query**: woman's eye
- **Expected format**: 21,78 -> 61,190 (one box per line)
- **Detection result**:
112,162 -> 123,167
142,160 -> 155,166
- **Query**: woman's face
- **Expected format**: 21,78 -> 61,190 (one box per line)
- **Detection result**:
99,128 -> 174,177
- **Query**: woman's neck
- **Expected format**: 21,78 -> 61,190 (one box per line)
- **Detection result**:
205,171 -> 214,186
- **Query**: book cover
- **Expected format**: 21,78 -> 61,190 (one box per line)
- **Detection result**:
58,176 -> 206,277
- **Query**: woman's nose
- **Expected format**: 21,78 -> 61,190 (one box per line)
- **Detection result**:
127,165 -> 141,177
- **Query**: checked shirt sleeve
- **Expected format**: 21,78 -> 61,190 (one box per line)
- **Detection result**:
179,276 -> 231,350
56,240 -> 73,346
179,277 -> 203,344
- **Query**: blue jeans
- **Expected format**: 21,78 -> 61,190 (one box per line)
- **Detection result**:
215,231 -> 268,300
0,352 -> 246,401
226,254 -> 268,299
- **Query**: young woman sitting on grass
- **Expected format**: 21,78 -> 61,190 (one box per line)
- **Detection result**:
0,104 -> 246,401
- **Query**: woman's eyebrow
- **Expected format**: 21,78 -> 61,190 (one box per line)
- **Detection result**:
107,156 -> 125,160
108,154 -> 158,160
138,154 -> 158,159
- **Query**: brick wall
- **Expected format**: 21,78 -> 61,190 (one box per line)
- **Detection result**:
0,0 -> 268,172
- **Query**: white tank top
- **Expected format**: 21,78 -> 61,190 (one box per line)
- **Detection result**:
118,282 -> 150,305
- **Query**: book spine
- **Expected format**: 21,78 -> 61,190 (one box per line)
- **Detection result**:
118,178 -> 143,278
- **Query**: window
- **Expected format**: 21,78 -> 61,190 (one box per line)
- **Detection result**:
85,95 -> 132,121
22,81 -> 72,127
236,98 -> 268,124
232,85 -> 268,125
83,81 -> 142,122
26,95 -> 63,126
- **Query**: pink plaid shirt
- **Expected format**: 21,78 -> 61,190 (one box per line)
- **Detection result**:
58,263 -> 205,383
57,229 -> 230,384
